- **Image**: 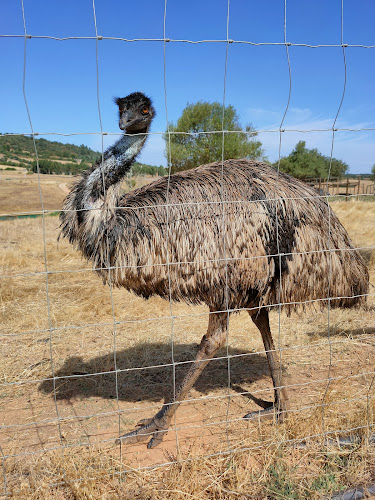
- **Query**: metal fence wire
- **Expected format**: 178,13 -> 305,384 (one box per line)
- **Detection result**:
0,0 -> 374,495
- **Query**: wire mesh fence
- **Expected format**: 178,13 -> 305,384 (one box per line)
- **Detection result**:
1,0 -> 375,497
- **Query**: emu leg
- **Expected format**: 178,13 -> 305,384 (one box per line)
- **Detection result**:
117,311 -> 228,448
244,308 -> 289,420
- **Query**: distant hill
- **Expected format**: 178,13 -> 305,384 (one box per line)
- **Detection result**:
0,133 -> 100,163
0,134 -> 100,174
0,134 -> 166,176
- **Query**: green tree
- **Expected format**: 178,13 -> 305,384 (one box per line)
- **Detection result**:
164,101 -> 264,173
275,141 -> 348,179
371,163 -> 375,181
29,159 -> 89,175
131,162 -> 167,176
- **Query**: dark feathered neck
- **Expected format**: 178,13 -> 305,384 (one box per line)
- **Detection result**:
85,132 -> 147,204
59,131 -> 148,244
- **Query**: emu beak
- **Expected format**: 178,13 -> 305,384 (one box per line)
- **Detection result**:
119,111 -> 135,131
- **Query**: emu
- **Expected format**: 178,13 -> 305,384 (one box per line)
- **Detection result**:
60,92 -> 369,448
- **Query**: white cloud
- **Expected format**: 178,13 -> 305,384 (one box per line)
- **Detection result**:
247,106 -> 314,127
247,107 -> 282,120
252,109 -> 375,173
288,107 -> 313,120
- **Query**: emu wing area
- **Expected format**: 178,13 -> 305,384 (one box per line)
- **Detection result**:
109,159 -> 368,313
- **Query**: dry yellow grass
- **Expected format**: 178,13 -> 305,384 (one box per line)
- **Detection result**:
0,195 -> 374,498
0,169 -> 67,214
0,168 -> 159,214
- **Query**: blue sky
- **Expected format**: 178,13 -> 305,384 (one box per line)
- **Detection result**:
1,0 -> 374,173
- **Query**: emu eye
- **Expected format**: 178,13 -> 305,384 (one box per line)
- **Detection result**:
141,106 -> 149,115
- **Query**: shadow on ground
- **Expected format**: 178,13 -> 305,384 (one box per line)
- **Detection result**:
39,342 -> 270,404
305,324 -> 375,339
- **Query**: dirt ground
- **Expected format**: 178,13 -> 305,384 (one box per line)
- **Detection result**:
0,174 -> 374,496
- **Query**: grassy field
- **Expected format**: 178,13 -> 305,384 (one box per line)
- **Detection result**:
0,171 -> 375,498
0,167 -> 157,215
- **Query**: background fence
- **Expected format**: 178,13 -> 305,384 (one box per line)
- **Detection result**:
1,0 -> 375,497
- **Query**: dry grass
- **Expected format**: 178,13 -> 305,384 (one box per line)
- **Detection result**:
0,169 -> 159,214
0,170 -> 67,214
0,197 -> 374,498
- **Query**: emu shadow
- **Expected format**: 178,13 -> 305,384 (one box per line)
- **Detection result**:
306,325 -> 375,340
39,342 -> 270,404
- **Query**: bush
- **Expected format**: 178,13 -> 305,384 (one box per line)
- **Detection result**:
29,159 -> 89,175
131,163 -> 167,176
275,141 -> 348,179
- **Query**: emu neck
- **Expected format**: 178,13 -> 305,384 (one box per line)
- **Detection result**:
83,133 -> 146,210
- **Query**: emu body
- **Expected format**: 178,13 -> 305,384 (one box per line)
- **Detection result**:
60,92 -> 369,448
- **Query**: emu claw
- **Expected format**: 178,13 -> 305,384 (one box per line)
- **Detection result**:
243,403 -> 287,422
116,417 -> 169,448
243,406 -> 276,421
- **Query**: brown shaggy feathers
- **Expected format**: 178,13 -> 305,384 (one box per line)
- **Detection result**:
60,159 -> 369,314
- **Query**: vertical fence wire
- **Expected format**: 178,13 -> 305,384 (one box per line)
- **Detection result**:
220,0 -> 233,453
0,445 -> 7,496
91,0 -> 125,472
163,0 -> 180,456
275,0 -> 292,440
367,374 -> 375,441
20,0 -> 67,484
321,0 -> 347,442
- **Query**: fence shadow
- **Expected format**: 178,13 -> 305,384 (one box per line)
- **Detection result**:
39,342 -> 270,404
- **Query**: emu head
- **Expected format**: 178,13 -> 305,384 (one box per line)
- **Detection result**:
114,92 -> 155,134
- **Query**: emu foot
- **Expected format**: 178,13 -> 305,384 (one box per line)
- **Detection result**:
116,416 -> 169,449
243,401 -> 287,422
